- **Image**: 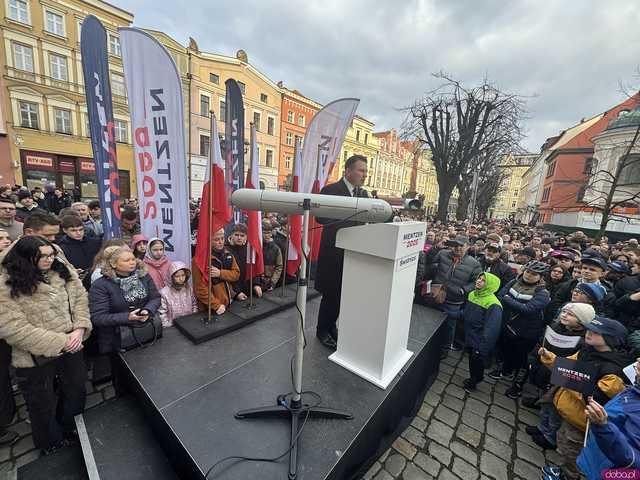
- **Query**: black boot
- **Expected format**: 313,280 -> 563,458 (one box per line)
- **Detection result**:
506,368 -> 526,399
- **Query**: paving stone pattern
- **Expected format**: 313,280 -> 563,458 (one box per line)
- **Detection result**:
364,350 -> 559,480
0,378 -> 115,474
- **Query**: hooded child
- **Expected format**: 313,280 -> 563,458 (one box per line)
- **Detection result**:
463,272 -> 503,392
144,237 -> 171,291
158,261 -> 198,327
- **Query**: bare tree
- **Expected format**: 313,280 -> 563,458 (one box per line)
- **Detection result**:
581,118 -> 640,240
476,162 -> 510,219
403,72 -> 527,221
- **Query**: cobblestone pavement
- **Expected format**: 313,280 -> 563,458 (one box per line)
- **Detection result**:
0,350 -> 559,479
365,349 -> 561,480
0,378 -> 115,474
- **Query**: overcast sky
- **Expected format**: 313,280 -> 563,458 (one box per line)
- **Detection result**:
114,0 -> 640,152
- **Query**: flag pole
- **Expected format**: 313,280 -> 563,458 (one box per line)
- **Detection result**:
247,246 -> 254,309
281,140 -> 297,297
308,145 -> 321,266
206,111 -> 216,325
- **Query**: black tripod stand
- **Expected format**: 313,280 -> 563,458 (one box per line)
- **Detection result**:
235,199 -> 352,480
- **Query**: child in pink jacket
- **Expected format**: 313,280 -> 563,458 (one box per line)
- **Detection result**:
158,261 -> 198,327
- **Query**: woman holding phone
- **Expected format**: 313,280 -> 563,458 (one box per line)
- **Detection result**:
0,236 -> 92,454
89,247 -> 160,387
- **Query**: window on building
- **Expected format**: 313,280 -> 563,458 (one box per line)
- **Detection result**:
111,73 -> 126,97
541,187 -> 551,202
8,0 -> 29,24
253,111 -> 261,131
267,117 -> 274,135
199,134 -> 210,157
209,73 -> 219,84
343,150 -> 348,163
297,114 -> 305,127
84,114 -> 90,137
45,10 -> 65,36
356,130 -> 360,142
237,81 -> 246,94
200,95 -> 210,117
266,149 -> 274,168
619,154 -> 640,185
287,110 -> 294,123
294,135 -> 302,147
285,156 -> 292,169
260,93 -> 268,103
511,201 -> 517,208
49,53 -> 68,81
114,119 -> 128,143
577,185 -> 587,202
219,100 -> 226,121
583,157 -> 597,175
108,34 -> 121,56
19,101 -> 38,129
364,133 -> 368,145
54,108 -> 72,134
286,132 -> 293,146
546,161 -> 556,178
13,43 -> 33,72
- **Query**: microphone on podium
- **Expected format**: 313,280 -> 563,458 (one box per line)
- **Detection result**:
231,188 -> 393,223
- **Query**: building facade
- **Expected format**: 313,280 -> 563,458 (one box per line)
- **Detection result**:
147,33 -> 283,197
333,115 -> 379,188
0,0 -> 137,198
564,102 -> 640,235
538,95 -> 639,228
371,129 -> 411,198
490,153 -> 536,219
277,85 -> 320,190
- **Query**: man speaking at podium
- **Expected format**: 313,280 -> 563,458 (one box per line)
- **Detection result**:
315,155 -> 369,349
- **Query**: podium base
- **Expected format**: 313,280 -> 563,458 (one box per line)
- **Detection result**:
328,349 -> 414,389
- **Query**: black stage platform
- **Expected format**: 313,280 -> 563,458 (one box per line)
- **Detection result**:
174,285 -> 321,344
108,299 -> 445,480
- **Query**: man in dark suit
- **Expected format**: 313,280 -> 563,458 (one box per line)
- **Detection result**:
315,154 -> 369,349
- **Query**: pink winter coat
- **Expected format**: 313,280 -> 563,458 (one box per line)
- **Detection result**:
144,237 -> 171,290
158,261 -> 198,327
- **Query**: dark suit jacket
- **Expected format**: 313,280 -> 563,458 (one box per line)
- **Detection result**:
314,179 -> 368,297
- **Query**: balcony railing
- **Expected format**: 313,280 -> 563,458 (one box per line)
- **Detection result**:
5,66 -> 129,106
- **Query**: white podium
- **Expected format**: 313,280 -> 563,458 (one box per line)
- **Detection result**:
328,221 -> 426,389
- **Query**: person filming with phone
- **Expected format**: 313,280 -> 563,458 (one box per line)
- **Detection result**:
89,247 -> 160,389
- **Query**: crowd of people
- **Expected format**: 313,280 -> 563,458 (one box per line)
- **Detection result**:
414,222 -> 640,480
1,181 -> 640,480
0,183 -> 291,457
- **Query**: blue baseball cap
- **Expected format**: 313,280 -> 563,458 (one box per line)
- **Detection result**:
584,316 -> 627,342
607,261 -> 631,275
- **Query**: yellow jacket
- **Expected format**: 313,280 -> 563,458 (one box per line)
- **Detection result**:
541,351 -> 626,431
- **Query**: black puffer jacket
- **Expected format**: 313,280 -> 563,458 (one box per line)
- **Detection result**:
427,250 -> 482,304
479,257 -> 515,290
497,278 -> 551,340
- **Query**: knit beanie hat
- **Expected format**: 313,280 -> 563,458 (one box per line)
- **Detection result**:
574,282 -> 606,304
561,303 -> 595,326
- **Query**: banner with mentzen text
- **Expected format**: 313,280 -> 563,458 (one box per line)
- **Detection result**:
119,28 -> 191,265
300,98 -> 359,194
80,15 -> 121,239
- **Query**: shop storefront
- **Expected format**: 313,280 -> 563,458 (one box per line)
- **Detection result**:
20,150 -> 130,200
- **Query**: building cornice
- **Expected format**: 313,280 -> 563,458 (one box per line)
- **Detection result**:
545,147 -> 593,163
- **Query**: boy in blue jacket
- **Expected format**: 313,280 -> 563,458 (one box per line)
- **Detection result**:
576,358 -> 640,479
463,272 -> 503,393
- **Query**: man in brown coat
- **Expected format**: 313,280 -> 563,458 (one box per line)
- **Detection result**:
192,228 -> 240,314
